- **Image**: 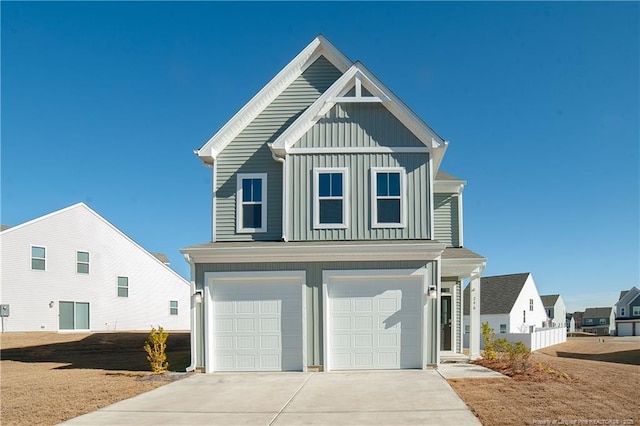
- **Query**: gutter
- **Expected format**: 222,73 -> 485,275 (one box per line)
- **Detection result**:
269,144 -> 288,242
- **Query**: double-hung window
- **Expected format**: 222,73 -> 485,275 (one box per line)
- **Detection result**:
237,173 -> 267,233
314,168 -> 348,229
170,301 -> 178,316
117,276 -> 129,298
529,299 -> 534,311
31,246 -> 46,270
371,167 -> 406,228
77,251 -> 90,274
633,306 -> 640,316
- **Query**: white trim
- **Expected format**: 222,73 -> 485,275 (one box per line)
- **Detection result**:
117,276 -> 129,298
30,244 -> 47,271
428,156 -> 434,240
313,167 -> 349,229
196,36 -> 352,163
212,161 -> 217,242
203,270 -> 307,373
458,190 -> 464,247
288,147 -> 430,155
322,268 -> 427,372
236,173 -> 268,233
328,96 -> 383,103
371,167 -> 407,229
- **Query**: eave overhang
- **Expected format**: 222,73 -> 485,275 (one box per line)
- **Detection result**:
180,241 -> 446,264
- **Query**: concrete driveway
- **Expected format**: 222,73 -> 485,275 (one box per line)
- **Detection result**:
63,370 -> 481,425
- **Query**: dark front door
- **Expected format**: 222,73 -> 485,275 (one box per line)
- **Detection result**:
441,295 -> 452,351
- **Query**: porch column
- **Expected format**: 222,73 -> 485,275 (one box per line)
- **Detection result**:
469,272 -> 482,360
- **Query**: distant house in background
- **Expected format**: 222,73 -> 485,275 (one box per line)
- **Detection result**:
0,203 -> 190,332
463,273 -> 548,334
615,286 -> 640,336
540,294 -> 566,328
582,307 -> 615,335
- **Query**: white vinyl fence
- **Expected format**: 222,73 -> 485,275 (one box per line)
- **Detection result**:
464,326 -> 567,352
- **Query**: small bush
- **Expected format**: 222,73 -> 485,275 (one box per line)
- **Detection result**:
144,326 -> 169,374
481,322 -> 497,360
504,341 -> 531,374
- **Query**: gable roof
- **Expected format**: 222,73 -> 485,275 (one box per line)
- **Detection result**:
583,307 -> 613,319
463,272 -> 531,315
1,203 -> 188,285
195,35 -> 352,164
269,60 -> 448,170
151,252 -> 170,265
540,294 -> 560,307
0,225 -> 11,231
436,171 -> 464,181
616,286 -> 640,306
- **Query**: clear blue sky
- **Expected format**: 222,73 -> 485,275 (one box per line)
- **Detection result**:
2,2 -> 638,312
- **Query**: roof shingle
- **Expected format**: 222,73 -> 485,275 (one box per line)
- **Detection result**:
464,273 -> 531,315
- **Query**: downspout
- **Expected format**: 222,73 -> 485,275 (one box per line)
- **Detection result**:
183,254 -> 199,372
211,160 -> 217,243
270,149 -> 288,242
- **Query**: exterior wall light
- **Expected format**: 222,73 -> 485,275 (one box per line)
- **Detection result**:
193,291 -> 203,304
428,285 -> 438,299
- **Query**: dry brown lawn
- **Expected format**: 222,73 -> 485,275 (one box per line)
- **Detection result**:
2,333 -> 639,425
449,336 -> 640,425
1,332 -> 191,426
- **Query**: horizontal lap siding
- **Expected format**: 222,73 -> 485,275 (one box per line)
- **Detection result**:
295,103 -> 426,149
289,153 -> 430,240
216,56 -> 342,241
196,260 -> 432,367
434,193 -> 459,247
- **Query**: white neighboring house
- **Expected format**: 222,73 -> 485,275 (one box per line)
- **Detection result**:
540,294 -> 567,328
463,273 -> 548,335
0,203 -> 190,332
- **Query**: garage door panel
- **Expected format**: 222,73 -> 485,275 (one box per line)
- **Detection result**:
328,276 -> 422,370
211,278 -> 303,372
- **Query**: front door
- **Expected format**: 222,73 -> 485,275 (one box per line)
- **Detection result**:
440,295 -> 452,351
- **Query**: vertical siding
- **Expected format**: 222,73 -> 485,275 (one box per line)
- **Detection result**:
455,281 -> 462,352
216,56 -> 342,241
289,153 -> 431,240
195,260 -> 432,367
295,103 -> 426,149
434,193 -> 460,247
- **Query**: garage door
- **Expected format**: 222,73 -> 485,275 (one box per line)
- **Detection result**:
210,276 -> 303,372
617,322 -> 634,337
327,275 -> 422,370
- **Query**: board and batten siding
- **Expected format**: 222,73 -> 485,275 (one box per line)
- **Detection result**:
288,153 -> 430,241
195,260 -> 434,368
215,56 -> 342,241
434,193 -> 460,247
294,103 -> 426,149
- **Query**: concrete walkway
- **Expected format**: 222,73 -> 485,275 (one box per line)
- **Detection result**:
437,363 -> 508,379
62,370 -> 481,425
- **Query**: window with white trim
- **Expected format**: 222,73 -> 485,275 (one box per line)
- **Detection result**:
599,318 -> 606,325
584,318 -> 593,325
117,276 -> 129,298
529,298 -> 534,311
523,310 -> 526,323
633,306 -> 640,316
76,251 -> 89,274
31,246 -> 46,270
500,324 -> 507,333
170,300 -> 178,316
464,325 -> 470,333
371,167 -> 406,228
236,173 -> 267,233
620,307 -> 625,316
314,168 -> 348,228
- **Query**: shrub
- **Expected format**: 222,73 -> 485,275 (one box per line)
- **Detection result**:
144,326 -> 169,374
504,341 -> 531,374
481,322 -> 497,360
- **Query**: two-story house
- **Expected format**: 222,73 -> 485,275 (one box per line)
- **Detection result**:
181,36 -> 486,373
462,273 -> 548,335
0,203 -> 190,332
582,307 -> 616,335
615,286 -> 640,336
540,294 -> 567,328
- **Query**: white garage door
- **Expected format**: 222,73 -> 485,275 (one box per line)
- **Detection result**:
210,278 -> 303,372
617,322 -> 634,337
327,276 -> 422,370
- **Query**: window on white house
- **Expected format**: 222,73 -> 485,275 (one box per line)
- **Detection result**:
633,306 -> 640,316
464,325 -> 470,333
529,299 -> 534,311
76,251 -> 89,274
314,168 -> 348,228
523,310 -> 526,323
170,301 -> 178,315
236,173 -> 267,233
500,324 -> 507,333
599,318 -> 606,325
31,246 -> 46,270
117,276 -> 129,298
371,167 -> 406,228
